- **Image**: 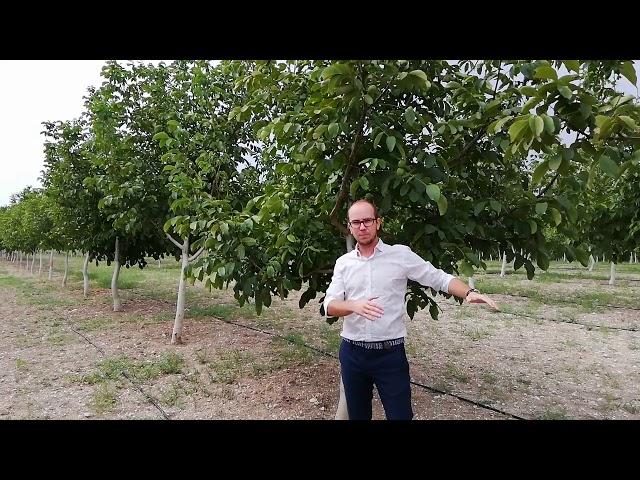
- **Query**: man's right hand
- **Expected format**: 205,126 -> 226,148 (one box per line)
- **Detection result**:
350,297 -> 384,320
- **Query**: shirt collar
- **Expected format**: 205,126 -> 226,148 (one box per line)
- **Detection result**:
354,237 -> 385,258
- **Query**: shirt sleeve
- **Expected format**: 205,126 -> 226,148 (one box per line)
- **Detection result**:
323,259 -> 346,319
404,247 -> 455,293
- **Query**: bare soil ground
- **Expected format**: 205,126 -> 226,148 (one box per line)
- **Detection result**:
1,259 -> 639,420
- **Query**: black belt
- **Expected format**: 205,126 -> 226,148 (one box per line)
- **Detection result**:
342,337 -> 404,350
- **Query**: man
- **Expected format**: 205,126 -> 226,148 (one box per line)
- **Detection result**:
324,199 -> 500,420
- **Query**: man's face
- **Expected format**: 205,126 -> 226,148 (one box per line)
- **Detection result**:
348,203 -> 380,246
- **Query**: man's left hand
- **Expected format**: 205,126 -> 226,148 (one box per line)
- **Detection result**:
466,291 -> 500,311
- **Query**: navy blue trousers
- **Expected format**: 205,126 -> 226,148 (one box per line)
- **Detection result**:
339,339 -> 413,420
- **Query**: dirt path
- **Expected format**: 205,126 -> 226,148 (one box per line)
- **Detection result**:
1,260 -> 638,420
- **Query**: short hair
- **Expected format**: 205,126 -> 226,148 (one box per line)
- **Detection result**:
348,199 -> 379,219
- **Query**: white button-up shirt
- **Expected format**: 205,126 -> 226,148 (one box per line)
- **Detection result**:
323,238 -> 455,342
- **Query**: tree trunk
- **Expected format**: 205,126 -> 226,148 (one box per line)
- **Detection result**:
500,251 -> 507,277
468,277 -> 475,289
48,250 -> 54,280
62,251 -> 69,287
30,253 -> 35,275
335,233 -> 355,421
38,251 -> 43,276
171,239 -> 190,345
609,262 -> 616,286
112,237 -> 122,312
631,252 -> 634,264
588,255 -> 595,272
82,252 -> 90,298
158,258 -> 162,267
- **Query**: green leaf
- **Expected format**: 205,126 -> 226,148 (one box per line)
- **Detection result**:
241,237 -> 257,246
521,97 -> 541,114
574,246 -> 589,267
459,260 -> 474,277
490,115 -> 513,133
599,155 -> 621,178
535,202 -> 548,215
524,260 -> 535,280
508,118 -> 529,143
549,207 -> 562,226
618,115 -> 637,130
532,160 -> 549,185
328,122 -> 339,137
425,183 -> 440,201
236,244 -> 245,260
489,200 -> 502,214
534,65 -> 557,81
529,115 -> 544,138
364,94 -> 374,105
373,131 -> 384,149
220,222 -> 229,235
537,251 -> 550,271
620,61 -> 637,86
217,266 -> 226,277
542,115 -> 555,134
436,194 -> 448,216
519,86 -> 538,97
528,220 -> 537,234
286,234 -> 297,243
548,153 -> 562,171
473,201 -> 486,217
386,135 -> 396,152
563,60 -> 580,73
267,265 -> 275,277
557,85 -> 573,99
153,132 -> 169,142
409,70 -> 429,85
404,107 -> 416,126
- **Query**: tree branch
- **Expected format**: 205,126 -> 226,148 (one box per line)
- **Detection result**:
329,65 -> 369,237
188,246 -> 206,263
166,232 -> 183,249
537,171 -> 560,198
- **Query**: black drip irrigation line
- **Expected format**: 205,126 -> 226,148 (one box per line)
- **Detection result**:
499,310 -> 639,332
66,322 -> 170,420
487,291 -> 640,312
213,316 -> 527,420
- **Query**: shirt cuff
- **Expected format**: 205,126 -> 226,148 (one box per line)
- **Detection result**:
323,295 -> 338,319
444,274 -> 456,294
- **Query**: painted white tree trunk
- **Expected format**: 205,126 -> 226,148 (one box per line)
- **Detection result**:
48,250 -> 54,280
500,251 -> 507,277
62,251 -> 69,287
468,277 -> 475,289
158,258 -> 162,267
563,253 -> 566,262
335,233 -> 355,421
82,252 -> 90,298
39,251 -> 43,276
30,253 -> 35,274
631,252 -> 634,264
171,239 -> 190,345
112,237 -> 122,312
588,255 -> 595,272
609,262 -> 616,286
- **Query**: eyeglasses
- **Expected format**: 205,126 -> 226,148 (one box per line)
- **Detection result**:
348,218 -> 377,228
